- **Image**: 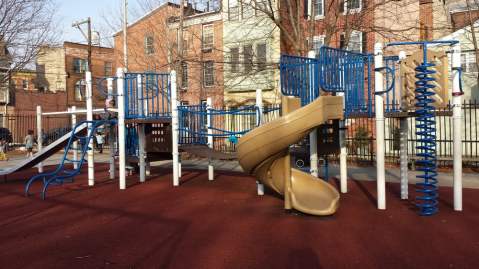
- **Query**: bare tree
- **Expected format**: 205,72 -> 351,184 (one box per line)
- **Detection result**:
0,0 -> 59,76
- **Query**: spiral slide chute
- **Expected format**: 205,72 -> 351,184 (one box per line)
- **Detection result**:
237,96 -> 343,215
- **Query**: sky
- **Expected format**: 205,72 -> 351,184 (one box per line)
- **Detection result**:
57,0 -> 143,46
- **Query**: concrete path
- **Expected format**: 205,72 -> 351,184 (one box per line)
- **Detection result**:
2,151 -> 478,189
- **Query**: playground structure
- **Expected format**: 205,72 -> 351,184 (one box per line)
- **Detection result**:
13,37 -> 464,216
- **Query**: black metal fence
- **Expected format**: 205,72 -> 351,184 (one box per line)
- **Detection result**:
344,100 -> 479,167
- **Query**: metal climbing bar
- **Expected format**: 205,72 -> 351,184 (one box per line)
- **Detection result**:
124,72 -> 171,119
25,120 -> 116,199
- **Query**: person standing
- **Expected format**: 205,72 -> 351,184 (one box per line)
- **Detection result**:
24,130 -> 35,158
95,132 -> 104,154
0,139 -> 8,161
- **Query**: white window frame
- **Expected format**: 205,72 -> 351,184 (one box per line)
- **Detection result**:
313,0 -> 325,20
313,35 -> 325,56
343,0 -> 362,15
461,52 -> 478,73
145,35 -> 154,55
228,0 -> 239,21
242,0 -> 254,20
256,43 -> 267,71
202,24 -> 214,51
230,47 -> 240,73
342,31 -> 363,53
203,61 -> 215,87
181,61 -> 188,89
22,79 -> 29,90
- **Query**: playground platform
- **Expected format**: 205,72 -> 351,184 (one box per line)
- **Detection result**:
0,164 -> 478,269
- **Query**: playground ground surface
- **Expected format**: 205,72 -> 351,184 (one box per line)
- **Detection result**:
0,163 -> 478,269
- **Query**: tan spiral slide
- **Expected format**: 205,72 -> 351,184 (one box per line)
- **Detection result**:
237,96 -> 344,215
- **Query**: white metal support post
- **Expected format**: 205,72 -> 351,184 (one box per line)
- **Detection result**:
86,71 -> 95,186
117,68 -> 127,189
107,79 -> 115,179
452,44 -> 463,211
398,51 -> 408,200
256,89 -> 265,195
308,50 -> 319,178
171,71 -> 180,186
71,106 -> 78,170
36,106 -> 43,173
374,43 -> 386,210
339,117 -> 347,193
137,74 -> 146,183
207,97 -> 214,181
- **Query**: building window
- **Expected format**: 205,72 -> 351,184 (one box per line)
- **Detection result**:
340,0 -> 361,13
230,47 -> 240,73
243,44 -> 253,73
313,35 -> 325,56
461,52 -> 478,73
229,0 -> 239,21
242,1 -> 254,19
74,80 -> 86,101
203,61 -> 214,87
202,24 -> 214,51
314,0 -> 324,18
256,43 -> 267,71
340,31 -> 363,53
22,79 -> 29,90
181,62 -> 188,89
73,58 -> 87,73
104,62 -> 112,76
145,35 -> 154,55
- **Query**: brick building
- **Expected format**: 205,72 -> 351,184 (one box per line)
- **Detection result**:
114,2 -> 224,108
8,70 -> 68,114
37,42 -> 115,108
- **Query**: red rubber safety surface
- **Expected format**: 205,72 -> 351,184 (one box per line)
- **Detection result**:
0,164 -> 478,269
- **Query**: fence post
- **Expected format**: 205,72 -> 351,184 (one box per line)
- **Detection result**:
374,43 -> 386,210
452,43 -> 463,211
36,106 -> 43,173
71,106 -> 78,170
117,68 -> 127,190
398,51 -> 408,200
171,70 -> 180,186
207,97 -> 214,181
256,89 -> 265,195
308,50 -> 319,178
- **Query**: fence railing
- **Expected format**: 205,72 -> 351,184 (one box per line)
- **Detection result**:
343,100 -> 479,167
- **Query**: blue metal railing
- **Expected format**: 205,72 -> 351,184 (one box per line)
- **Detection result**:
124,72 -> 171,119
178,105 -> 260,145
280,47 -> 404,117
25,120 -> 115,199
280,55 -> 318,106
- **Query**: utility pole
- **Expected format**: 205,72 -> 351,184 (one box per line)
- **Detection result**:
72,17 -> 93,72
123,0 -> 128,70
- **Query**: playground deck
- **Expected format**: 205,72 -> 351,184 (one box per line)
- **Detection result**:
0,165 -> 478,269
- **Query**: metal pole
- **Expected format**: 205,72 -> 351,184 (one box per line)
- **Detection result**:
256,89 -> 264,195
123,0 -> 128,70
308,50 -> 319,178
207,97 -> 214,181
171,71 -> 180,186
398,51 -> 408,200
452,44 -> 463,211
339,119 -> 347,192
117,68 -> 127,189
71,106 -> 78,170
107,79 -> 115,179
137,74 -> 146,183
374,43 -> 386,210
86,71 -> 95,186
36,106 -> 43,173
87,17 -> 92,72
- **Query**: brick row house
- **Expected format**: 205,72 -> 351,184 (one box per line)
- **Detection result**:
112,0 -> 463,108
114,2 -> 224,108
37,42 -> 115,108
